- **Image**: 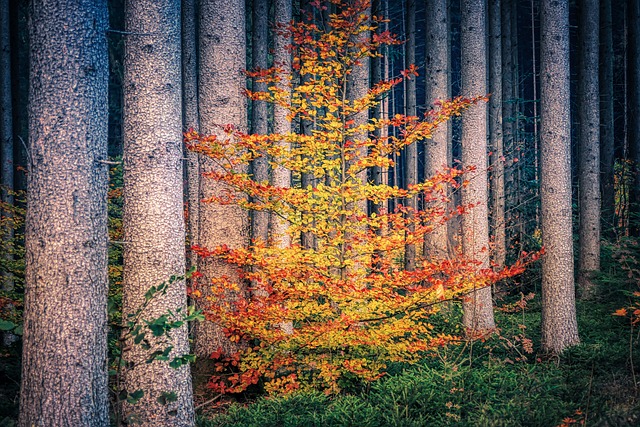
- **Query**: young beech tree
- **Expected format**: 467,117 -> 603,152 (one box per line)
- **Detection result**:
187,0 -> 530,395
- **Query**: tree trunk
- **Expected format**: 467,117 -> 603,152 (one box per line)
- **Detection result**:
404,0 -> 417,271
600,0 -> 615,235
540,0 -> 580,354
488,0 -> 505,269
19,1 -> 110,425
424,0 -> 451,259
0,0 -> 13,294
629,0 -> 640,228
121,0 -> 195,424
460,0 -> 495,333
182,0 -> 200,272
271,0 -> 293,247
501,0 -> 514,251
196,0 -> 249,370
251,0 -> 270,244
577,0 -> 600,298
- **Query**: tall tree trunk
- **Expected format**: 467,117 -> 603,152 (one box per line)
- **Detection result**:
404,0 -> 417,271
577,0 -> 600,298
424,0 -> 451,259
19,1 -> 110,425
488,0 -> 505,269
121,0 -> 195,424
629,0 -> 640,228
196,0 -> 249,368
271,0 -> 293,247
0,0 -> 13,293
182,0 -> 200,272
460,0 -> 495,333
501,0 -> 514,251
251,0 -> 269,243
600,0 -> 615,235
540,0 -> 580,354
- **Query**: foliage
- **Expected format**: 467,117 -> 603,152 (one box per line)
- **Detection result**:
186,0 -> 530,395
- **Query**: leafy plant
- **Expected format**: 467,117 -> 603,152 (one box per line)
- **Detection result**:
187,0 -> 531,395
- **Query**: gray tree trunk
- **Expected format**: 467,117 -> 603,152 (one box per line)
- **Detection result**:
424,0 -> 451,259
196,0 -> 249,367
19,1 -> 110,425
540,0 -> 580,354
460,0 -> 495,333
629,0 -> 640,222
346,5 -> 370,215
182,0 -> 200,272
577,0 -> 600,298
251,0 -> 269,243
488,0 -> 505,269
121,0 -> 195,424
0,0 -> 13,293
271,0 -> 293,247
404,0 -> 417,271
600,0 -> 615,234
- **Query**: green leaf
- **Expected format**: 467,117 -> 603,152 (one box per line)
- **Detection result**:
157,391 -> 178,405
127,389 -> 144,404
0,320 -> 16,331
13,325 -> 23,335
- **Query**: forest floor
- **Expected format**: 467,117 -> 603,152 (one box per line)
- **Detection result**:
197,266 -> 640,427
1,254 -> 640,426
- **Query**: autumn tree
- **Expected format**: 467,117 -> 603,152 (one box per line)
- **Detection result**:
19,1 -> 110,425
460,0 -> 495,333
187,0 -> 527,395
121,0 -> 195,424
540,0 -> 580,353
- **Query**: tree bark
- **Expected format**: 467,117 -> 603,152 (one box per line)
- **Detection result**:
488,0 -> 505,269
600,0 -> 615,235
182,0 -> 200,273
271,0 -> 293,247
577,0 -> 600,298
629,0 -> 640,228
540,0 -> 580,354
424,0 -> 451,259
460,0 -> 495,333
19,1 -> 110,425
196,0 -> 249,368
121,0 -> 195,424
404,0 -> 417,271
251,0 -> 270,244
0,0 -> 14,296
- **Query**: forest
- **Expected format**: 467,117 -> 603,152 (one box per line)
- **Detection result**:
0,0 -> 639,425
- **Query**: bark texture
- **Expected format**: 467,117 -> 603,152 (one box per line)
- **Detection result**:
629,0 -> 640,222
540,0 -> 580,354
271,0 -> 293,247
424,0 -> 451,259
404,0 -> 417,271
460,0 -> 495,333
0,0 -> 13,292
121,0 -> 195,424
251,0 -> 270,244
488,0 -> 505,268
599,0 -> 615,233
19,1 -> 110,425
196,0 -> 249,362
182,0 -> 200,271
577,0 -> 600,298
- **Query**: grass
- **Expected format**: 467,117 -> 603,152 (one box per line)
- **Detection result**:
199,283 -> 640,427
